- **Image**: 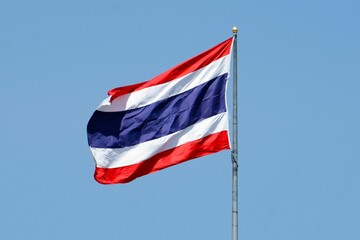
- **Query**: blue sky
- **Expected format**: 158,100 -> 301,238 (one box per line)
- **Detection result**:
1,0 -> 359,239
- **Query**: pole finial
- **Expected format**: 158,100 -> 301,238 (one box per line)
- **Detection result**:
232,26 -> 238,35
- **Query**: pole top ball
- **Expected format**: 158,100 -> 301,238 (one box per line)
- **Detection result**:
232,26 -> 238,34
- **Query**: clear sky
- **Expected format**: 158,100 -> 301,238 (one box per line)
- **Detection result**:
1,0 -> 359,239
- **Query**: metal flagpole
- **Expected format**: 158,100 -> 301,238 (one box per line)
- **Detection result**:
231,26 -> 239,240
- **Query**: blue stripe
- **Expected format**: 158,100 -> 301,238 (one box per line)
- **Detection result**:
87,73 -> 228,148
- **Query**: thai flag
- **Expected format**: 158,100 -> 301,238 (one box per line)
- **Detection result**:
87,37 -> 234,184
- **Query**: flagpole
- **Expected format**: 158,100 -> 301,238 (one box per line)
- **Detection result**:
231,26 -> 239,240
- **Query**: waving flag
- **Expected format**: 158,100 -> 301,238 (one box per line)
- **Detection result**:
87,37 -> 234,184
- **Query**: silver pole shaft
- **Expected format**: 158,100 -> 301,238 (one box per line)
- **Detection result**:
231,26 -> 238,240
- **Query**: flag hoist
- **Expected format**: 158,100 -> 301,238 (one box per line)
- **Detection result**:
87,27 -> 239,240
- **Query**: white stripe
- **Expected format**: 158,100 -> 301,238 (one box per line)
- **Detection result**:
90,112 -> 229,168
97,55 -> 231,112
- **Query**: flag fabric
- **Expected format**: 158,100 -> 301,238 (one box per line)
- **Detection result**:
87,37 -> 234,184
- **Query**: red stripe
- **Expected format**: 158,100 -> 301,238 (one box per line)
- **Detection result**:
108,37 -> 233,101
94,131 -> 230,184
